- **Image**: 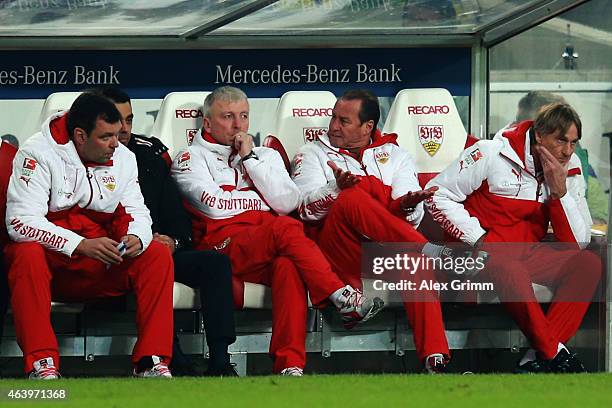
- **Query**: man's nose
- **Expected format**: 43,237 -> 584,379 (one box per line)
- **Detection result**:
562,142 -> 573,157
110,135 -> 119,148
329,118 -> 339,131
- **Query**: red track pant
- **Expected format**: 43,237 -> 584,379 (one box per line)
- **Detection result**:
5,240 -> 174,373
218,213 -> 345,372
480,244 -> 602,359
315,186 -> 449,360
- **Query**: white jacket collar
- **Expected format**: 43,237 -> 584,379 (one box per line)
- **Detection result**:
192,129 -> 233,157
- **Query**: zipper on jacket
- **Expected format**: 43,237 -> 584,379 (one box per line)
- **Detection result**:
360,162 -> 370,176
84,169 -> 94,208
92,171 -> 104,200
535,174 -> 544,201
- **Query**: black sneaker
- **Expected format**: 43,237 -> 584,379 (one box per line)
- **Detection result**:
549,349 -> 586,373
515,359 -> 551,374
203,363 -> 239,377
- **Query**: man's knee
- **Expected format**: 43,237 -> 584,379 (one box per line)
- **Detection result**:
573,250 -> 603,285
143,240 -> 171,258
139,241 -> 174,277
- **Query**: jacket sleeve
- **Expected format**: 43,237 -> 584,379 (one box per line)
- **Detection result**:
547,164 -> 592,248
388,149 -> 426,227
425,142 -> 492,246
242,148 -> 300,215
171,149 -> 270,219
119,159 -> 153,252
5,149 -> 84,257
291,145 -> 341,222
159,176 -> 193,246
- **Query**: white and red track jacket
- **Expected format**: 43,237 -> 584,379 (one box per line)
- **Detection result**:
291,130 -> 423,225
5,111 -> 153,257
425,120 -> 592,248
170,130 -> 300,248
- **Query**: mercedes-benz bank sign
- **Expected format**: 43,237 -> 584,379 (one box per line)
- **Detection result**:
0,48 -> 471,99
215,64 -> 402,85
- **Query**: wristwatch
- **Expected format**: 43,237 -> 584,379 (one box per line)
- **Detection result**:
241,151 -> 259,162
400,202 -> 416,214
173,237 -> 182,251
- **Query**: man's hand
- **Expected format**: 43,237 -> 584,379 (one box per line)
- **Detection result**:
327,161 -> 360,190
120,234 -> 143,258
75,237 -> 122,265
153,233 -> 176,254
234,132 -> 254,158
400,186 -> 438,210
534,145 -> 567,199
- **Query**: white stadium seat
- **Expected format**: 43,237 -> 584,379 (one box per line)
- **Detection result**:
382,88 -> 468,179
38,92 -> 82,126
264,90 -> 337,169
149,91 -> 210,157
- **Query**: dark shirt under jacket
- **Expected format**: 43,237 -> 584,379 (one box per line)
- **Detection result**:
127,134 -> 192,250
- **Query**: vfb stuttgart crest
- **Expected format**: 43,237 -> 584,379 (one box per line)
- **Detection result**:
186,129 -> 198,146
101,175 -> 116,192
375,151 -> 390,164
303,127 -> 327,143
418,125 -> 444,156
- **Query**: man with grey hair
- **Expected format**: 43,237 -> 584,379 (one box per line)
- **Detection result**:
171,86 -> 383,376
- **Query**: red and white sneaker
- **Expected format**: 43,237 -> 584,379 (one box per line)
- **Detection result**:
133,355 -> 172,378
279,367 -> 303,377
28,357 -> 60,380
336,286 -> 384,330
424,353 -> 449,374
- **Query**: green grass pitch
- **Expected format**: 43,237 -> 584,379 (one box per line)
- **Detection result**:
1,374 -> 612,407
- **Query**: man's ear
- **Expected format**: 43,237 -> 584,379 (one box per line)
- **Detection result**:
73,128 -> 87,146
203,117 -> 211,134
364,120 -> 374,135
534,131 -> 542,144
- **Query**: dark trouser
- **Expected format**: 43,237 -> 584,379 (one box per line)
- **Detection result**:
173,249 -> 236,367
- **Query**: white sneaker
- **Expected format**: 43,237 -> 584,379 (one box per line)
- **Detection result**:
280,367 -> 303,376
335,286 -> 384,329
133,355 -> 172,378
28,357 -> 60,380
424,353 -> 449,374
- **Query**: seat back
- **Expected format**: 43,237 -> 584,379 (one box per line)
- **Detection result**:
264,91 -> 337,170
382,88 -> 468,188
150,92 -> 211,157
0,141 -> 18,246
38,92 -> 82,126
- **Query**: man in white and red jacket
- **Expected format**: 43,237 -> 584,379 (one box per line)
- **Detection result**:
5,93 -> 174,379
171,86 -> 383,376
291,89 -> 453,373
426,103 -> 601,373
